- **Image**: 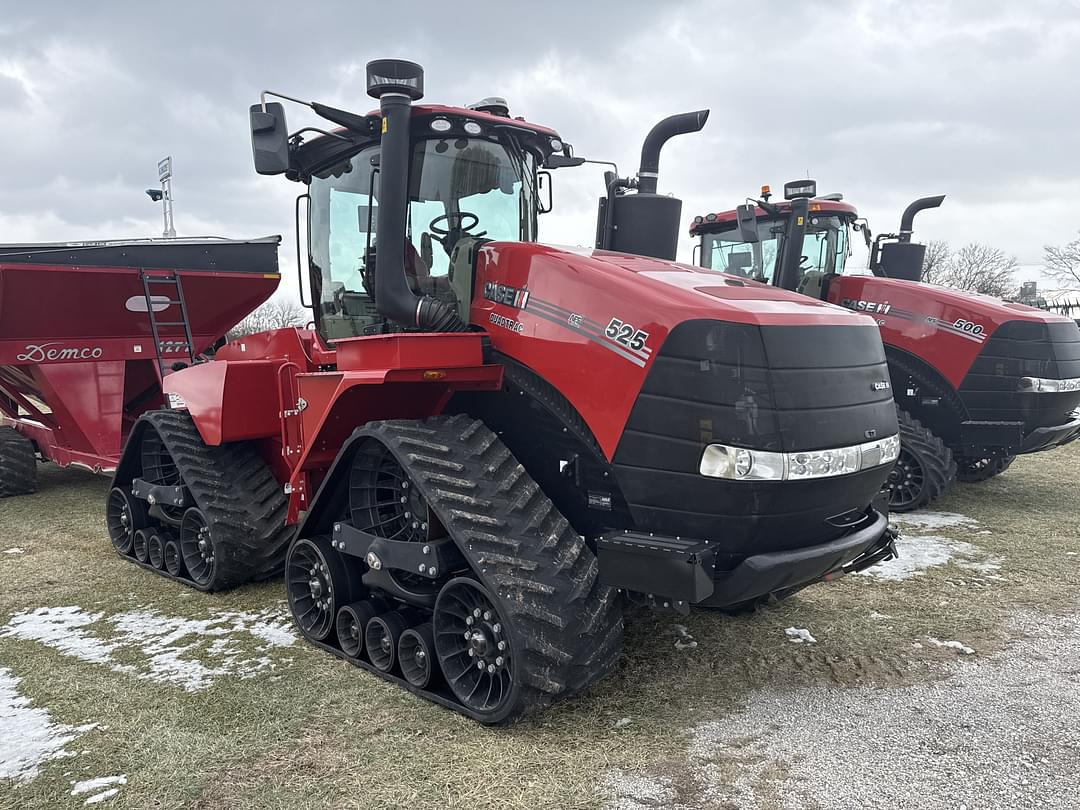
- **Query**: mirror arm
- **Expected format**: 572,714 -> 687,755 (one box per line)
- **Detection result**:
290,127 -> 352,145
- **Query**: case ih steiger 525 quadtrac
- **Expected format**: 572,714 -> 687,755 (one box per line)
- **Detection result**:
105,59 -> 902,724
691,181 -> 1080,511
0,238 -> 280,497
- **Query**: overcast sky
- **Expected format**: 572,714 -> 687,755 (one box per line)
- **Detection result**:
2,0 -> 1078,294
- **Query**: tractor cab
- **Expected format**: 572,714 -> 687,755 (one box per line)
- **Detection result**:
692,180 -> 857,301
250,67 -> 565,341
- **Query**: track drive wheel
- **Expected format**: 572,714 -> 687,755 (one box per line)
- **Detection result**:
956,454 -> 1015,483
179,508 -> 219,590
0,426 -> 37,498
286,536 -> 356,642
106,487 -> 148,556
885,408 -> 956,512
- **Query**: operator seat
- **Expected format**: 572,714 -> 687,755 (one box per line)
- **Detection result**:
797,269 -> 826,300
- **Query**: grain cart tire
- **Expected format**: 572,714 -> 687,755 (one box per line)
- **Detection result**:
885,408 -> 956,512
956,455 -> 1015,483
0,426 -> 36,498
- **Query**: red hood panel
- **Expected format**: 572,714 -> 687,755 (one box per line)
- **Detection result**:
470,241 -> 882,456
826,275 -> 1075,387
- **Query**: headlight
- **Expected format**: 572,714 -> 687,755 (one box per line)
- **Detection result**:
700,433 -> 900,482
1018,376 -> 1080,393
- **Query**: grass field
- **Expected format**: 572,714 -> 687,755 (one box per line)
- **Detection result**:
1,446 -> 1078,809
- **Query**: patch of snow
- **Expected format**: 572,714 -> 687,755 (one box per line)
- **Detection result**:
927,637 -> 975,655
785,627 -> 817,644
71,774 -> 127,795
614,717 -> 632,729
869,611 -> 892,620
3,548 -> 25,555
0,606 -> 297,693
673,624 -> 698,650
84,787 -> 119,804
601,770 -> 675,810
861,528 -> 999,581
0,667 -> 97,782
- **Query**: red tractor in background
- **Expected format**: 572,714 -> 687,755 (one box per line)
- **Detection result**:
0,238 -> 280,497
691,181 -> 1080,510
105,59 -> 903,724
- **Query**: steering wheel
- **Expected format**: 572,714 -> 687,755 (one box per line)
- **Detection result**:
429,211 -> 482,237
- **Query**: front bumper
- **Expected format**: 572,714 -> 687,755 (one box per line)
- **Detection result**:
596,507 -> 893,612
1019,413 -> 1080,453
960,412 -> 1080,456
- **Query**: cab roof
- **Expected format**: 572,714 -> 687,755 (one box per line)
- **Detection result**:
689,198 -> 858,236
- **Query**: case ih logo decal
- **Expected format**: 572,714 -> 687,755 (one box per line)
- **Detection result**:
841,298 -> 892,315
16,343 -> 104,362
483,282 -> 530,309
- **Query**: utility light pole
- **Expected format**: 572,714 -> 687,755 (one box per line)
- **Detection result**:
145,156 -> 177,238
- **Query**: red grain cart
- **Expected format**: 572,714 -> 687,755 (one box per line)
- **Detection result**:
0,237 -> 280,494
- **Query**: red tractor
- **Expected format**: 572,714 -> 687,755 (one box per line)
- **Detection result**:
691,181 -> 1080,510
106,60 -> 901,724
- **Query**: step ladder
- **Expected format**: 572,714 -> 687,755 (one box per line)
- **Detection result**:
140,270 -> 196,377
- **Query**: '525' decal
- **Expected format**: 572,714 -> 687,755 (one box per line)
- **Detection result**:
605,318 -> 650,352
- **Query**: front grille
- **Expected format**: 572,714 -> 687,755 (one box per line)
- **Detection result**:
611,319 -> 895,553
959,320 -> 1080,428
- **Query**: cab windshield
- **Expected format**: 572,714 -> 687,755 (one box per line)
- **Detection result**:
309,136 -> 538,339
700,214 -> 850,290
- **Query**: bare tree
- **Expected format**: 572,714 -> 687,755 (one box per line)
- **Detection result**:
1044,231 -> 1080,286
921,242 -> 1017,299
227,297 -> 308,340
920,239 -> 952,285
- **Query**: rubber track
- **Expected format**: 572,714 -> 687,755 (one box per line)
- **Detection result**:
356,415 -> 623,721
0,426 -> 36,498
893,406 -> 956,512
134,410 -> 292,590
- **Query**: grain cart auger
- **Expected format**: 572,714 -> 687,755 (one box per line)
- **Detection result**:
0,237 -> 281,497
692,181 -> 1080,511
107,59 -> 901,724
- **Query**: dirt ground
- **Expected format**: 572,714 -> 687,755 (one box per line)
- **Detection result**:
1,445 -> 1078,810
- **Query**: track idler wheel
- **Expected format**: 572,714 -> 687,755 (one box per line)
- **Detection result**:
148,532 -> 165,570
365,611 -> 408,673
399,625 -> 437,688
106,487 -> 147,556
434,578 -> 516,722
133,528 -> 151,563
287,536 -> 355,642
336,601 -> 377,658
179,508 -> 216,589
956,454 -> 1015,483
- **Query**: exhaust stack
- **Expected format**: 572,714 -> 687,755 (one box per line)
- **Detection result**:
871,194 -> 946,281
596,110 -> 710,261
366,59 -> 466,332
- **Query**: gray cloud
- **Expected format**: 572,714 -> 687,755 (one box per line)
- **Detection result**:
1,0 -> 1078,290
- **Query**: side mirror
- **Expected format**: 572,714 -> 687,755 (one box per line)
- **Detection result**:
249,101 -> 291,175
736,204 -> 759,243
538,170 -> 553,214
544,154 -> 586,169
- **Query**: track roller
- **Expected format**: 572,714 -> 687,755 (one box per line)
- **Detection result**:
164,539 -> 183,577
286,536 -> 355,642
365,612 -> 408,673
398,625 -> 437,688
133,528 -> 151,563
106,487 -> 147,556
148,532 -> 165,570
335,601 -> 377,658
